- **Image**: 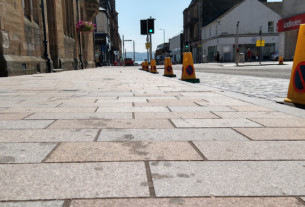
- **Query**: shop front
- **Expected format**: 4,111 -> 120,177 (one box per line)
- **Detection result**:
277,13 -> 305,60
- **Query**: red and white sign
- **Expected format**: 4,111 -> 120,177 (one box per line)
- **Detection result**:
277,13 -> 305,32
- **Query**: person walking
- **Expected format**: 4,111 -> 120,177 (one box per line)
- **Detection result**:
247,48 -> 252,62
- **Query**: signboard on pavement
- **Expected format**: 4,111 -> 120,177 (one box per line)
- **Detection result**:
256,40 -> 265,47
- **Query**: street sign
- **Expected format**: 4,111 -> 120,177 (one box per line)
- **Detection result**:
293,61 -> 305,93
145,42 -> 151,49
256,40 -> 265,47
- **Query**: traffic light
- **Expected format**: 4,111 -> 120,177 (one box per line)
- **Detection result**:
185,41 -> 189,48
140,20 -> 147,35
148,19 -> 155,34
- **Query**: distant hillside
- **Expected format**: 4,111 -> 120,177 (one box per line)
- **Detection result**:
126,52 -> 155,62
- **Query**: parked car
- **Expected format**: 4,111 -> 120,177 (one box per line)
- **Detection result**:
124,58 -> 134,66
271,52 -> 279,61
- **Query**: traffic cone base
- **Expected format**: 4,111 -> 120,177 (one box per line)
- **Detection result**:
180,78 -> 200,83
181,53 -> 200,83
285,24 -> 305,106
164,74 -> 177,77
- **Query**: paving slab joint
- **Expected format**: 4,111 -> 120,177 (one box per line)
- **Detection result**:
232,128 -> 254,141
188,141 -> 208,161
42,143 -> 61,162
144,161 -> 156,198
296,197 -> 305,205
63,199 -> 72,207
94,129 -> 102,142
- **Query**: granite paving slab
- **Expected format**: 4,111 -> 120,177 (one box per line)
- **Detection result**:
0,129 -> 98,142
150,161 -> 305,197
116,97 -> 149,102
193,141 -> 305,160
70,197 -> 305,207
49,119 -> 174,129
196,100 -> 252,106
25,112 -> 132,120
0,120 -> 54,129
179,92 -> 223,97
229,106 -> 274,112
249,118 -> 305,127
134,112 -> 218,119
213,111 -> 295,119
60,102 -> 133,107
171,119 -> 262,128
147,99 -> 204,103
234,128 -> 305,140
46,142 -> 202,162
0,201 -> 64,207
98,128 -> 248,141
0,143 -> 56,163
169,106 -> 235,112
96,107 -> 169,113
0,113 -> 32,120
1,107 -> 97,113
134,102 -> 198,107
0,162 -> 149,200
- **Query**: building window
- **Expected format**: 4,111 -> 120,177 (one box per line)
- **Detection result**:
62,0 -> 75,37
32,0 -> 39,24
268,21 -> 274,32
23,0 -> 32,20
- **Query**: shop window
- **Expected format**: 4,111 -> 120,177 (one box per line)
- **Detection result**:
268,21 -> 274,32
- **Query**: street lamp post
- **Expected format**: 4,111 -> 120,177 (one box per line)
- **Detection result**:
122,35 -> 132,66
40,0 -> 52,73
133,40 -> 135,63
76,0 -> 84,69
159,28 -> 165,58
235,21 -> 240,66
159,29 -> 165,46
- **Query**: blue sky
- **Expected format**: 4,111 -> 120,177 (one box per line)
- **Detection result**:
117,0 -> 282,53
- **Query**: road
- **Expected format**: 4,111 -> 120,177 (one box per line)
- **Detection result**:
171,61 -> 293,102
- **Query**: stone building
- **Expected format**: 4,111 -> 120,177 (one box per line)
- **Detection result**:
95,0 -> 120,66
183,0 -> 267,63
277,0 -> 305,60
0,0 -> 99,77
201,0 -> 281,62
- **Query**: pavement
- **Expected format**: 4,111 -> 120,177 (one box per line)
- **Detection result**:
1,65 -> 305,207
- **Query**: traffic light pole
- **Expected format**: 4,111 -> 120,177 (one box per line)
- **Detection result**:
259,26 -> 262,65
146,20 -> 149,62
149,34 -> 152,62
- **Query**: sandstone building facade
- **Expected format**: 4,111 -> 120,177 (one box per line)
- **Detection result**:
0,0 -> 99,77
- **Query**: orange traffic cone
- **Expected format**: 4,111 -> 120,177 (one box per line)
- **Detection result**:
181,52 -> 200,83
163,57 -> 176,77
142,61 -> 149,71
150,59 -> 158,74
285,24 -> 305,105
140,62 -> 145,70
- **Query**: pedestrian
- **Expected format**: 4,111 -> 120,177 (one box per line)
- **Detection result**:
247,48 -> 252,62
216,51 -> 220,62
